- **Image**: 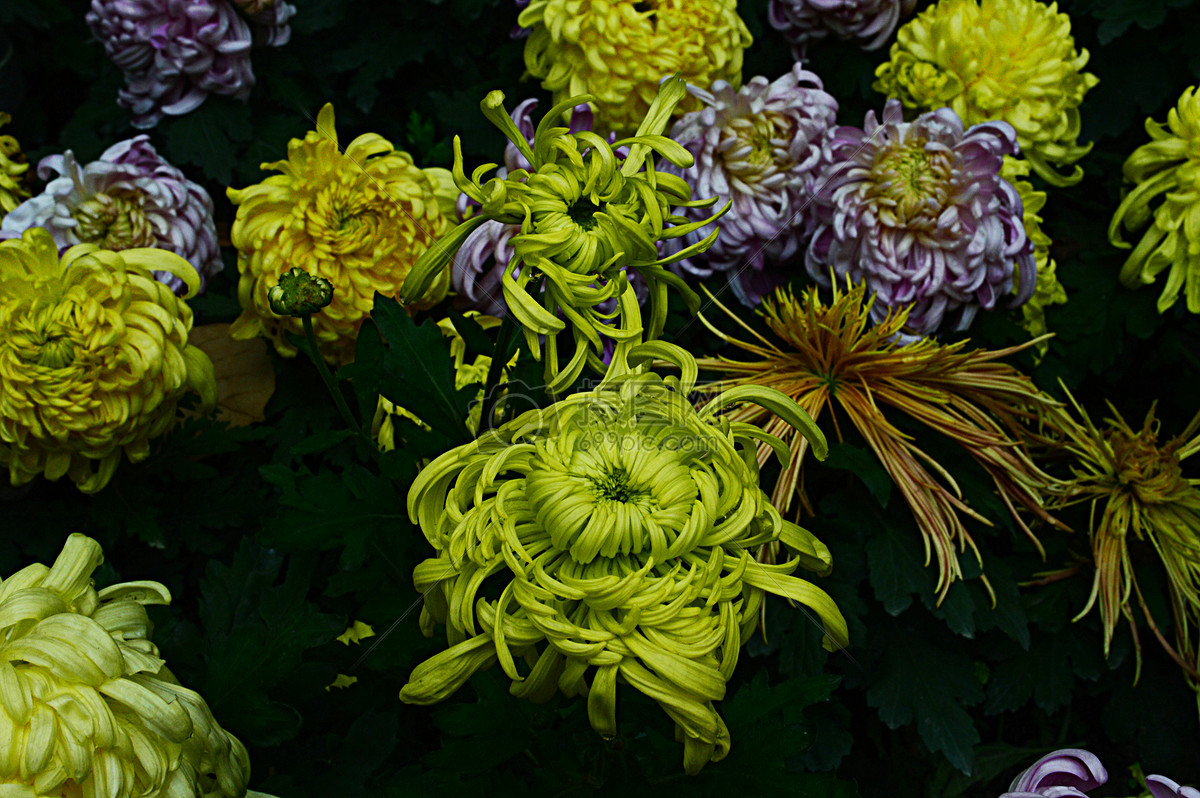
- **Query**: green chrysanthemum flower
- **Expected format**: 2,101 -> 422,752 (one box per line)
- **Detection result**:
1109,85 -> 1200,315
399,343 -> 846,774
401,76 -> 729,395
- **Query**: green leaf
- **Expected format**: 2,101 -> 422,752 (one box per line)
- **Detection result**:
865,626 -> 984,773
197,541 -> 343,747
822,442 -> 892,507
370,294 -> 475,442
161,98 -> 253,185
289,429 -> 353,456
866,519 -> 935,615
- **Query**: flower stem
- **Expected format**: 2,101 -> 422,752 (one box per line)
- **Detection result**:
302,314 -> 376,452
477,313 -> 517,432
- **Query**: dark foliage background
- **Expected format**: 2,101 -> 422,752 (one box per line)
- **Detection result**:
2,0 -> 1199,795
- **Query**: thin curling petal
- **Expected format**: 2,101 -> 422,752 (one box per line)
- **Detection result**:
400,353 -> 845,773
228,102 -> 459,366
418,84 -> 721,391
1109,86 -> 1200,315
1043,391 -> 1200,690
0,229 -> 215,493
874,0 -> 1097,186
696,280 -> 1064,602
0,534 -> 249,796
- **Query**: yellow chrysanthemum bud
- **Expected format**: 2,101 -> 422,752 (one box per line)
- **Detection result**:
228,103 -> 459,366
1002,157 -> 1066,355
0,533 -> 250,797
874,0 -> 1098,186
1109,85 -> 1200,315
0,228 -> 216,493
0,113 -> 31,214
518,0 -> 752,137
399,343 -> 846,774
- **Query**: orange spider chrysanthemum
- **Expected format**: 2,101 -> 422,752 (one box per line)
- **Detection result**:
697,280 -> 1063,600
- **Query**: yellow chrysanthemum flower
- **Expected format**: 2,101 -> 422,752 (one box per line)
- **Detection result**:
874,0 -> 1098,186
228,103 -> 458,366
518,0 -> 752,137
1043,394 -> 1200,689
697,280 -> 1063,601
399,343 -> 846,774
0,228 -> 215,493
0,113 -> 31,214
1003,157 -> 1067,355
1109,86 -> 1200,315
0,533 -> 250,797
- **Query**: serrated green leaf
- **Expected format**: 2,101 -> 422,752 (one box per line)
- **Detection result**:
865,627 -> 983,773
161,98 -> 253,185
822,442 -> 892,507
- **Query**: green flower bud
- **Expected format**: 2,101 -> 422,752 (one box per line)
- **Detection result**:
268,267 -> 334,316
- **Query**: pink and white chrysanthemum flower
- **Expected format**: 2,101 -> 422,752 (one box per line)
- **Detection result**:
661,63 -> 839,308
86,0 -> 295,129
768,0 -> 917,57
805,99 -> 1034,336
1,136 -> 222,294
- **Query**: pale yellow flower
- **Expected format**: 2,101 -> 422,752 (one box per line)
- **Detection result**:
0,533 -> 250,797
518,0 -> 752,137
874,0 -> 1098,186
228,103 -> 458,365
1109,85 -> 1200,314
0,228 -> 215,493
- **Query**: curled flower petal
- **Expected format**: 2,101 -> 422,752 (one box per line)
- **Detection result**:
86,0 -> 295,128
0,534 -> 249,796
518,0 -> 753,138
399,354 -> 843,774
662,63 -> 839,307
1109,85 -> 1200,315
768,0 -> 917,55
227,103 -> 459,366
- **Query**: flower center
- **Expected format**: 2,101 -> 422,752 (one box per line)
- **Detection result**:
568,198 -> 602,231
72,192 -> 156,250
1106,426 -> 1187,506
870,139 -> 953,225
12,309 -> 80,369
590,466 -> 644,503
